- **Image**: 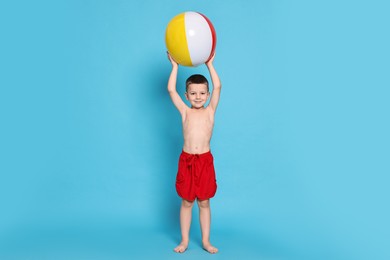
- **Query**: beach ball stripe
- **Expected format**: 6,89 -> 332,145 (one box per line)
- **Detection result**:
165,13 -> 192,66
198,13 -> 217,63
165,12 -> 217,67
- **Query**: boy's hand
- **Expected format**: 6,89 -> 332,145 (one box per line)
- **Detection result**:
167,51 -> 179,68
206,52 -> 216,67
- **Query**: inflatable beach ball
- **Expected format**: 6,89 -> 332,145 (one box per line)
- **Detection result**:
165,11 -> 216,67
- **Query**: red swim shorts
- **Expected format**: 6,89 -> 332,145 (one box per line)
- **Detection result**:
175,150 -> 217,201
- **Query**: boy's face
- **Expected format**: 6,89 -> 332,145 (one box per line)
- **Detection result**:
185,83 -> 210,109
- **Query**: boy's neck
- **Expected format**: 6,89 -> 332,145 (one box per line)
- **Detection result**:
191,106 -> 205,110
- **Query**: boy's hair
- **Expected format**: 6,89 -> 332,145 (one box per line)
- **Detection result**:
186,74 -> 209,92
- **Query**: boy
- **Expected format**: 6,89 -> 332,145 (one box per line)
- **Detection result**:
167,52 -> 221,254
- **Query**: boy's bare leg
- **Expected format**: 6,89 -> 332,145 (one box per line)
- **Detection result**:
198,199 -> 218,254
174,199 -> 194,253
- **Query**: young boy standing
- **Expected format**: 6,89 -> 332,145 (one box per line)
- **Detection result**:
167,53 -> 221,254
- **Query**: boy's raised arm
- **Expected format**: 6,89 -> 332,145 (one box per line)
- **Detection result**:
206,53 -> 221,111
167,53 -> 187,115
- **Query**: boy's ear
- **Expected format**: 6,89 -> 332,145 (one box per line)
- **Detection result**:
184,92 -> 189,100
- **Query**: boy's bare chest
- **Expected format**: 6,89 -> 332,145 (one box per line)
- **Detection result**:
183,110 -> 214,129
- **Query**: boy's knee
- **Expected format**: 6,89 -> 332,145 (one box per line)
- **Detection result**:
197,199 -> 210,209
182,199 -> 194,208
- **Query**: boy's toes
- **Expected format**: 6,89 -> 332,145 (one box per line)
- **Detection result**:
203,243 -> 218,254
174,243 -> 188,253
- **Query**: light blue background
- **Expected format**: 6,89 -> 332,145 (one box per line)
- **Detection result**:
1,0 -> 389,259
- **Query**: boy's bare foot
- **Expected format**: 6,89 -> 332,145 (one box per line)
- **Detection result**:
203,242 -> 218,254
174,241 -> 188,253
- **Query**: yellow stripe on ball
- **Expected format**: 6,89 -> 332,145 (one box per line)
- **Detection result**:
165,13 -> 193,66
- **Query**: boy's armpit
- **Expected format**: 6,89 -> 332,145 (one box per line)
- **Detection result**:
169,91 -> 188,114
